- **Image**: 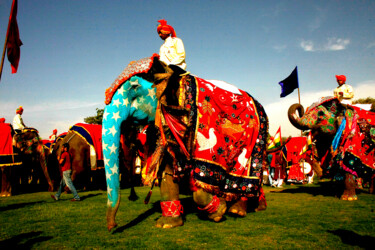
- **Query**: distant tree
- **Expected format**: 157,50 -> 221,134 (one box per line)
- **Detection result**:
352,97 -> 375,112
84,108 -> 104,125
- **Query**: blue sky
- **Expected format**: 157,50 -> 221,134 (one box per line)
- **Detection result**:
1,0 -> 375,139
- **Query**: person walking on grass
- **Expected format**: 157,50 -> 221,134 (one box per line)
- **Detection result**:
51,143 -> 80,201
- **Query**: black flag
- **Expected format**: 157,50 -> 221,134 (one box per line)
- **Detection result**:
279,66 -> 299,98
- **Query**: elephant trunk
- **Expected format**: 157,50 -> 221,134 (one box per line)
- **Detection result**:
102,87 -> 131,230
288,103 -> 309,130
37,143 -> 54,191
107,196 -> 120,231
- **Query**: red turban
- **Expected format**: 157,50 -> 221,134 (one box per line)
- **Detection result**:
157,19 -> 176,38
16,106 -> 23,114
0,118 -> 5,123
53,129 -> 57,134
335,75 -> 346,82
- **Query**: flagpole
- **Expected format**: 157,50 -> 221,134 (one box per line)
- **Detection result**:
0,0 -> 16,83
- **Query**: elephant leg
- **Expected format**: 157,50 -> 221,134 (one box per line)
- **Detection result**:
341,173 -> 357,201
255,187 -> 267,211
193,188 -> 227,222
156,163 -> 183,229
369,173 -> 375,194
1,167 -> 12,197
228,197 -> 247,217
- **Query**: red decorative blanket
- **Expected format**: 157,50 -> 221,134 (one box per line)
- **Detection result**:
0,123 -> 21,167
194,77 -> 260,178
70,123 -> 103,161
0,123 -> 13,155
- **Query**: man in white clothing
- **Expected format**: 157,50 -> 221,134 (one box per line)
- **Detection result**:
333,75 -> 354,105
13,106 -> 26,133
157,19 -> 186,70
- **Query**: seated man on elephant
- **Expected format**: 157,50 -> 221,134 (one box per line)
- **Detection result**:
333,75 -> 354,105
12,106 -> 27,134
157,19 -> 186,70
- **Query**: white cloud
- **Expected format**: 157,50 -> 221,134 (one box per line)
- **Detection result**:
265,81 -> 375,137
300,38 -> 350,52
324,38 -> 350,51
300,40 -> 316,52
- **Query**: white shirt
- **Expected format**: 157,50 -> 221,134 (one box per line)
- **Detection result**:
13,114 -> 25,130
159,36 -> 186,70
333,84 -> 354,105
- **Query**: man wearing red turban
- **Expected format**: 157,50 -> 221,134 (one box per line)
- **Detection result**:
157,19 -> 186,70
12,106 -> 26,133
49,129 -> 57,141
333,74 -> 354,105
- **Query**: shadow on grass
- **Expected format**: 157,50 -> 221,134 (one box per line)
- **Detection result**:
113,197 -> 206,233
79,193 -> 102,201
0,231 -> 53,249
0,201 -> 46,212
328,229 -> 375,249
271,181 -> 343,198
113,203 -> 159,233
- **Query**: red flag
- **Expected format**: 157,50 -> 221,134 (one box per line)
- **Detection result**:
7,0 -> 22,74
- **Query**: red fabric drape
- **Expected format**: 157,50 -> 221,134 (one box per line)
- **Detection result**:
7,0 -> 23,74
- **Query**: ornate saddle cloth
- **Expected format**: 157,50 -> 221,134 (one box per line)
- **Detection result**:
70,123 -> 103,161
191,77 -> 268,199
0,123 -> 22,167
105,54 -> 159,105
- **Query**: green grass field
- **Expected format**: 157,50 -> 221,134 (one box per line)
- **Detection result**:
1,182 -> 374,249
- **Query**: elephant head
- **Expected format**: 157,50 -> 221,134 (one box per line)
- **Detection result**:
13,128 -> 54,191
288,97 -> 349,135
102,57 -> 162,230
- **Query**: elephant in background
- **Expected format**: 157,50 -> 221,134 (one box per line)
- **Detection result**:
50,124 -> 107,191
288,96 -> 375,200
1,126 -> 54,196
103,55 -> 268,231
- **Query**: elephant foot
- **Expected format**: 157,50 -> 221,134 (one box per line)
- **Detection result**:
157,200 -> 184,228
228,198 -> 247,217
255,198 -> 267,212
340,193 -> 357,201
156,216 -> 183,228
0,192 -> 11,197
107,222 -> 118,232
207,198 -> 227,222
340,194 -> 348,200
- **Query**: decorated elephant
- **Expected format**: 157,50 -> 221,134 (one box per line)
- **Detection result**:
1,124 -> 54,196
103,54 -> 268,231
49,124 -> 107,191
288,96 -> 375,200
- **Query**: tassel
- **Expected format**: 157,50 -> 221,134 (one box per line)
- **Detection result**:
144,179 -> 156,204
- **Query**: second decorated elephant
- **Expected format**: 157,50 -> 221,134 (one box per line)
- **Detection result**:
103,54 -> 268,230
288,96 -> 375,200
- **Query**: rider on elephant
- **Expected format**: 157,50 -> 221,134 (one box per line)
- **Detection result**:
12,106 -> 26,133
157,19 -> 186,70
49,129 -> 57,141
333,75 -> 354,105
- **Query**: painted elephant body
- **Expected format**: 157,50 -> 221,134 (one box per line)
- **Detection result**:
103,54 -> 268,230
288,96 -> 375,200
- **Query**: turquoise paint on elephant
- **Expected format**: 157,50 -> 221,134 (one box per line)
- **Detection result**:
102,76 -> 157,208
